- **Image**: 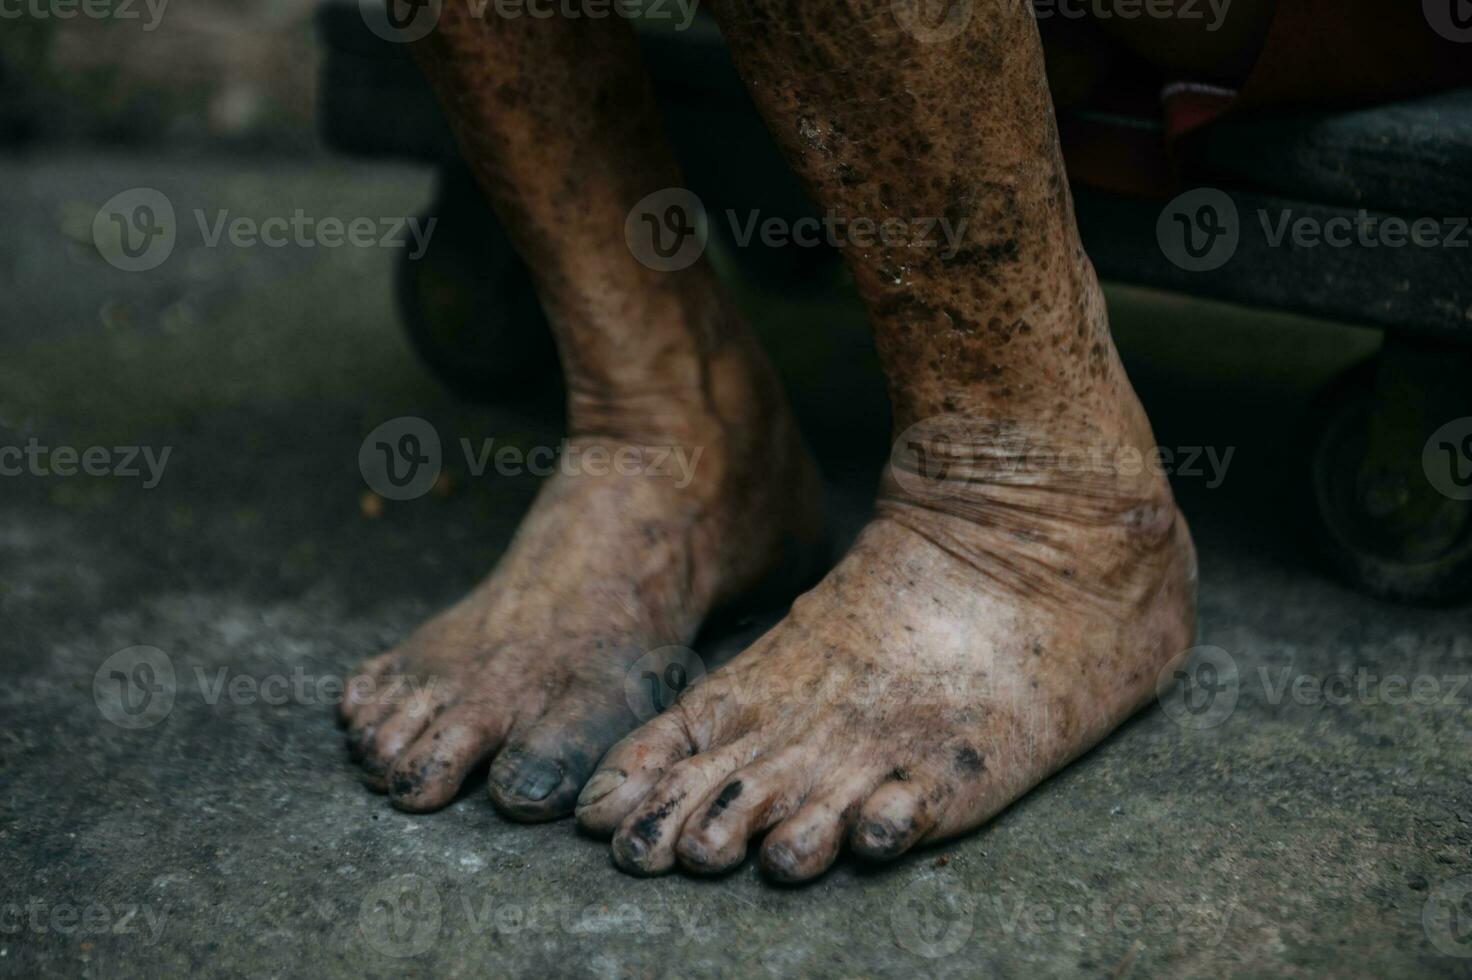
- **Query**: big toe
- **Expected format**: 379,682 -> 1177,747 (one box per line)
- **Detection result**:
488,694 -> 636,822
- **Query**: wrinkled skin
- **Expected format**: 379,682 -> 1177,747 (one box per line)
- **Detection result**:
344,0 -> 1198,881
578,0 -> 1197,880
340,7 -> 825,818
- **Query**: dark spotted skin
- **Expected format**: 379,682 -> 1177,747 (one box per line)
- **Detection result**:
338,8 -> 826,821
576,0 -> 1197,883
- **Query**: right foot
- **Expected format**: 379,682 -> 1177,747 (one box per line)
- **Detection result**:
339,327 -> 823,820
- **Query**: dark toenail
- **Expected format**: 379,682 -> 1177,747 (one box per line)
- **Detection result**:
390,772 -> 419,797
494,752 -> 563,802
614,833 -> 647,867
762,842 -> 801,880
856,818 -> 916,858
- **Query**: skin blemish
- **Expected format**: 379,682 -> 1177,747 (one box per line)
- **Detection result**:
631,792 -> 686,845
702,780 -> 744,826
953,745 -> 986,776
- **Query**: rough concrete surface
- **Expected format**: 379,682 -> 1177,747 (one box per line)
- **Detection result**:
1,155 -> 1469,979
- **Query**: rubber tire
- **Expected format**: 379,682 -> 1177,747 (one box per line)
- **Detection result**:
1306,359 -> 1472,605
395,166 -> 559,402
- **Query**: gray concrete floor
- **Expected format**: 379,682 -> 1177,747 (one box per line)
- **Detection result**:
1,154 -> 1470,979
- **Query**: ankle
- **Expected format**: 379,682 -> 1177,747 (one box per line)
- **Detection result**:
877,412 -> 1184,587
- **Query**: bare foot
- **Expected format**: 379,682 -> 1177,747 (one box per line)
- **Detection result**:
339,333 -> 824,820
577,433 -> 1196,879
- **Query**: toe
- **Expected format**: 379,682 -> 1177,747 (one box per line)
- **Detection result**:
675,751 -> 806,875
388,701 -> 510,812
850,778 -> 943,862
758,768 -> 877,883
358,688 -> 452,790
575,710 -> 696,837
609,737 -> 758,876
488,694 -> 634,822
340,651 -> 400,724
344,692 -> 402,784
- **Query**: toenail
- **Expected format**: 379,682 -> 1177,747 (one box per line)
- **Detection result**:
577,769 -> 625,808
494,752 -> 563,802
390,771 -> 419,798
761,842 -> 801,881
613,833 -> 647,868
678,836 -> 713,868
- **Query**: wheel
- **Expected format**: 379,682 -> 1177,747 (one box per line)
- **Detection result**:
395,165 -> 559,401
1307,358 -> 1472,604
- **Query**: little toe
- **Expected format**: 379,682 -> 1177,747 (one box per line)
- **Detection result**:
488,695 -> 634,822
340,651 -> 400,724
676,751 -> 806,875
358,688 -> 453,790
575,711 -> 696,838
850,778 -> 942,862
610,737 -> 758,876
388,702 -> 509,812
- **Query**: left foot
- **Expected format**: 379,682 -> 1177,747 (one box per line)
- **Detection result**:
577,442 -> 1197,880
